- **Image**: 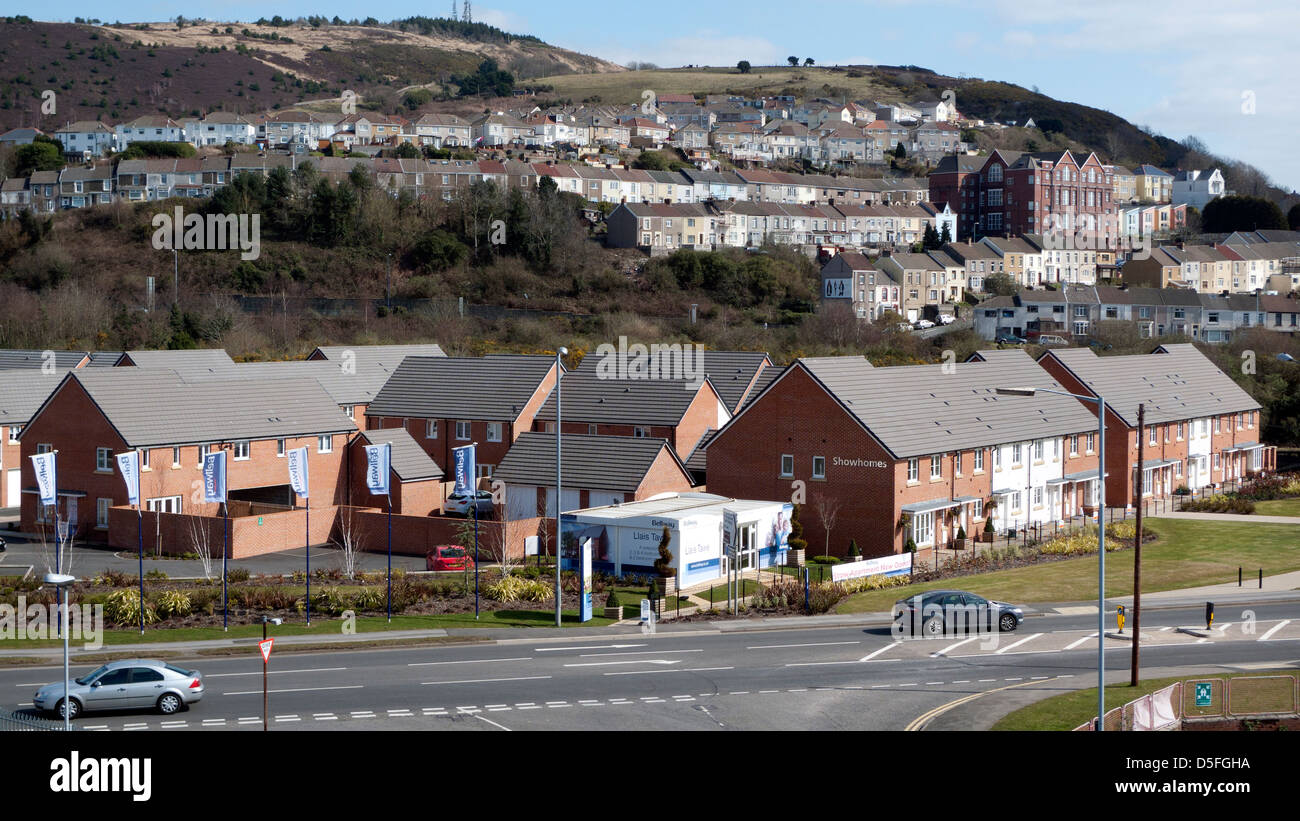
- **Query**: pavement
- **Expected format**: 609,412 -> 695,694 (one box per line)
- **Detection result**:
1156,510 -> 1300,525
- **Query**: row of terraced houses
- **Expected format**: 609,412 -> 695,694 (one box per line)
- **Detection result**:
0,340 -> 1271,564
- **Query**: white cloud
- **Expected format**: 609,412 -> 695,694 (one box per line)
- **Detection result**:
472,7 -> 530,33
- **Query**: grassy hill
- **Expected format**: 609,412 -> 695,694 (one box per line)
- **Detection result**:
0,17 -> 622,130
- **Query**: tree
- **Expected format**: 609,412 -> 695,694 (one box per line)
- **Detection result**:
922,222 -> 940,250
787,56 -> 798,67
982,271 -> 1018,297
1288,203 -> 1300,231
940,223 -> 952,244
893,142 -> 906,160
1201,194 -> 1286,233
813,493 -> 841,557
653,526 -> 676,578
737,60 -> 752,74
15,138 -> 64,175
788,504 -> 808,554
803,57 -> 814,66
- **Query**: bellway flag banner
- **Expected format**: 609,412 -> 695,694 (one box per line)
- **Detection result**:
115,451 -> 140,506
452,444 -> 476,496
365,443 -> 391,495
202,451 -> 227,504
31,452 -> 57,506
286,446 -> 310,498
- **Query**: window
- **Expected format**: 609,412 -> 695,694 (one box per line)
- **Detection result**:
973,499 -> 984,519
993,447 -> 1002,469
96,447 -> 112,472
6,425 -> 20,444
1070,434 -> 1079,456
141,449 -> 150,470
974,449 -> 984,472
1011,443 -> 1023,465
276,439 -> 286,457
813,456 -> 826,479
1177,422 -> 1184,440
1033,440 -> 1044,462
633,426 -> 650,438
1214,417 -> 1221,434
456,421 -> 472,441
476,464 -> 494,479
486,422 -> 503,443
96,498 -> 111,528
1086,433 -> 1096,453
1010,491 -> 1022,512
907,458 -> 919,482
172,447 -> 181,468
341,405 -> 354,420
930,455 -> 941,479
1214,453 -> 1221,470
317,435 -> 332,454
587,424 -> 598,435
146,496 -> 182,513
780,454 -> 794,477
1236,413 -> 1243,430
954,452 -> 963,475
233,440 -> 250,461
426,420 -> 438,440
1149,427 -> 1157,446
197,444 -> 209,468
912,511 -> 934,545
1032,487 -> 1043,507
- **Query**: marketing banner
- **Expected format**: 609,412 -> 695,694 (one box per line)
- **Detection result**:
579,537 -> 593,623
202,451 -> 227,504
30,452 -> 57,506
722,508 -> 738,558
452,444 -> 476,496
286,446 -> 310,498
364,443 -> 391,495
115,450 -> 140,506
831,551 -> 914,583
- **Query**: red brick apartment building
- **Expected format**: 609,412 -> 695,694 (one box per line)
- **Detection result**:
365,354 -> 559,479
1037,343 -> 1273,506
705,352 -> 1101,559
1,370 -> 69,508
18,368 -> 356,539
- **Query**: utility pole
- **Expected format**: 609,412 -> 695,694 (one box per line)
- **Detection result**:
1130,403 -> 1145,686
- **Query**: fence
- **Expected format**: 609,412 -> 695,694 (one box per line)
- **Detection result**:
0,710 -> 81,731
1073,674 -> 1300,730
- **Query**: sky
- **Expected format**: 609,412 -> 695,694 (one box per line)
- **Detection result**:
8,0 -> 1298,191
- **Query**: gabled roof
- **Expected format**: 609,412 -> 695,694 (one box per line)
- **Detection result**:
309,344 -> 446,366
495,432 -> 689,493
0,350 -> 89,370
1040,345 -> 1260,427
684,429 -> 715,473
534,368 -> 721,428
0,369 -> 69,425
35,368 -> 355,448
357,428 -> 443,482
366,355 -> 555,421
116,349 -> 236,369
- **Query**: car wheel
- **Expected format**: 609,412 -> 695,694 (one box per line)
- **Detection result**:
157,693 -> 183,715
999,613 -> 1018,632
56,698 -> 80,721
923,616 -> 944,637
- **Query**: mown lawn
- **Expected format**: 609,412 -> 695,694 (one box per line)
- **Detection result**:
835,517 -> 1300,614
1252,498 -> 1300,517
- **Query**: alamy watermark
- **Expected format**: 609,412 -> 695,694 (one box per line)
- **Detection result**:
593,336 -> 705,391
151,206 -> 261,261
0,595 -> 104,650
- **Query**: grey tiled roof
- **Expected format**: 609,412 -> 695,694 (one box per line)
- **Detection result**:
1040,345 -> 1260,427
0,369 -> 68,425
366,355 -> 554,421
0,350 -> 88,370
179,360 -> 399,407
684,429 -> 715,473
764,354 -> 1099,459
534,368 -> 718,427
572,349 -> 769,414
737,366 -> 783,411
39,368 -> 356,448
495,432 -> 687,493
118,349 -> 236,369
357,428 -> 443,482
309,344 -> 446,365
85,352 -> 123,367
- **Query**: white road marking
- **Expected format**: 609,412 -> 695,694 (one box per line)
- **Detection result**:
408,657 -> 532,666
978,679 -> 996,683
578,649 -> 702,657
275,716 -> 301,722
124,723 -> 148,731
603,669 -> 685,676
1005,677 -> 1023,681
858,644 -> 897,662
898,683 -> 918,688
565,659 -> 682,668
223,685 -> 363,696
1159,626 -> 1174,632
995,632 -> 1044,654
534,644 -> 646,652
205,667 -> 347,678
952,680 -> 971,684
160,721 -> 187,728
758,689 -> 779,694
931,636 -> 978,657
924,681 -> 944,685
350,711 -> 375,717
1065,632 -> 1099,650
315,715 -> 338,721
202,718 -> 228,725
870,684 -> 890,689
684,666 -> 734,672
730,691 -> 750,695
421,675 -> 552,685
1259,620 -> 1291,641
746,641 -> 861,650
83,724 -> 107,730
474,714 -> 511,732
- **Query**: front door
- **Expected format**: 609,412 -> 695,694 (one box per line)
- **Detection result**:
4,468 -> 18,508
739,523 -> 756,570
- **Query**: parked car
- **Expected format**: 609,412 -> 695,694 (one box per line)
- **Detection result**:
937,314 -> 957,325
426,544 -> 474,571
444,489 -> 494,517
1036,334 -> 1069,346
1277,353 -> 1295,362
913,319 -> 935,330
896,322 -> 913,333
893,590 -> 1025,636
0,535 -> 5,553
995,333 -> 1027,345
34,659 -> 203,720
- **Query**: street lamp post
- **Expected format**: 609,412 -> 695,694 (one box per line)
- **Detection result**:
44,573 -> 76,731
996,385 -> 1107,730
555,346 -> 567,628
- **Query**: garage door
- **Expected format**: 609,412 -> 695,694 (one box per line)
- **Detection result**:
506,485 -> 537,521
589,491 -> 624,508
543,488 -> 582,517
5,468 -> 18,509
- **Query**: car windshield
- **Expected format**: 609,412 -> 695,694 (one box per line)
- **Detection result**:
75,664 -> 110,685
441,547 -> 466,558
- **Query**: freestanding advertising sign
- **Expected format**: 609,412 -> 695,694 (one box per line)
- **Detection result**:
579,538 -> 593,622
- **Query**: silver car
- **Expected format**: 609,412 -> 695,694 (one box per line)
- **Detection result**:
33,659 -> 204,720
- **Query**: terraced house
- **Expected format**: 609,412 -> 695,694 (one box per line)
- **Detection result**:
704,352 -> 1102,559
1037,344 -> 1273,505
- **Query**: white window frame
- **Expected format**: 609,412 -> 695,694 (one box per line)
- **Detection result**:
96,447 -> 112,472
486,422 -> 503,443
7,425 -> 20,444
140,448 -> 150,471
780,454 -> 794,477
912,510 -> 934,546
974,449 -> 984,472
426,420 -> 438,440
172,447 -> 181,468
233,440 -> 250,461
907,457 -> 919,482
1011,443 -> 1022,466
812,456 -> 826,480
197,444 -> 209,468
929,454 -> 941,479
318,435 -> 332,454
456,420 -> 472,441
276,439 -> 286,457
96,498 -> 112,528
146,495 -> 182,514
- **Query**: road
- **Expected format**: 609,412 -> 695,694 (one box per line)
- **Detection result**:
4,601 -> 1297,731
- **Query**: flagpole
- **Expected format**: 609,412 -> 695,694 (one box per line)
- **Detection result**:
386,492 -> 392,623
222,500 -> 229,632
305,497 -> 311,627
137,506 -> 144,635
473,499 -> 480,620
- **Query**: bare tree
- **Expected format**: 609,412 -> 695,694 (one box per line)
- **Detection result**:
185,513 -> 217,580
813,493 -> 842,558
334,506 -> 366,580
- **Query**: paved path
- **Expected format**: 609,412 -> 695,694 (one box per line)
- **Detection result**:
1155,511 -> 1300,525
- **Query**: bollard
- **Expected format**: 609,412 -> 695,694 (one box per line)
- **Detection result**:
1259,568 -> 1263,589
1205,601 -> 1214,630
1239,567 -> 1242,587
1116,604 -> 1125,634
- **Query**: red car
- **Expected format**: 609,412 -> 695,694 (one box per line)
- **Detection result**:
426,545 -> 474,571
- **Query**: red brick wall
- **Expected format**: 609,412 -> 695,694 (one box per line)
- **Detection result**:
639,448 -> 696,497
675,383 -> 724,457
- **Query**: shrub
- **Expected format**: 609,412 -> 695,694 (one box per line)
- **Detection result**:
956,526 -> 967,540
154,590 -> 192,618
94,569 -> 134,587
807,582 -> 846,614
1105,520 -> 1137,541
104,589 -> 157,626
839,574 -> 910,594
847,539 -> 860,559
144,569 -> 168,581
227,567 -> 251,583
350,587 -> 385,612
605,590 -> 619,608
808,555 -> 841,565
313,587 -> 350,616
1179,495 -> 1255,514
484,576 -> 554,603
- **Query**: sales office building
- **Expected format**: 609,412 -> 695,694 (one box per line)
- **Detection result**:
704,352 -> 1102,559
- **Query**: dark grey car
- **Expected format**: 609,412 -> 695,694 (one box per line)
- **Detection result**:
33,659 -> 204,720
